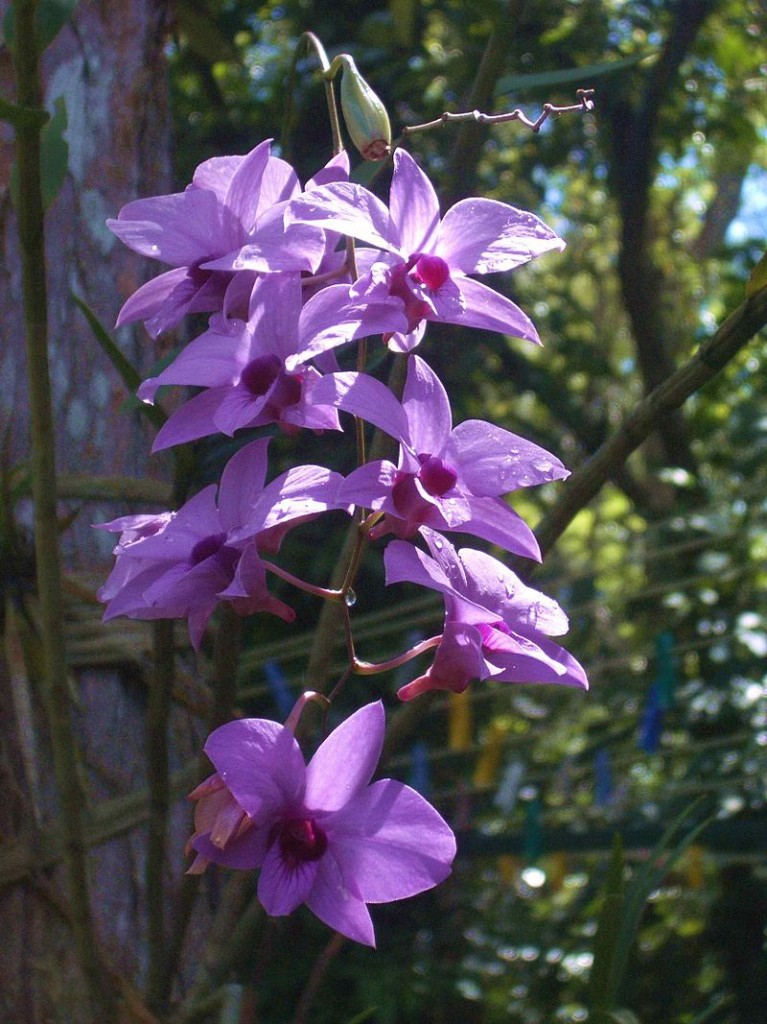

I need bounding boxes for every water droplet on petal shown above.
[150,243,160,254]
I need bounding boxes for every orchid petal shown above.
[293,286,408,368]
[287,181,397,253]
[247,273,301,359]
[328,779,456,900]
[337,461,399,511]
[306,853,375,946]
[446,421,568,494]
[191,825,270,870]
[398,621,488,700]
[305,702,385,812]
[115,268,196,328]
[257,154,301,214]
[484,627,589,689]
[192,154,242,199]
[389,149,440,254]
[151,389,228,451]
[451,277,541,342]
[231,465,345,542]
[136,326,244,403]
[458,548,569,635]
[439,199,564,274]
[450,497,541,561]
[402,355,452,455]
[223,139,271,241]
[107,189,223,265]
[204,718,305,818]
[204,219,326,274]
[258,843,320,915]
[212,387,265,436]
[310,371,410,442]
[384,538,456,597]
[305,150,350,190]
[218,438,271,533]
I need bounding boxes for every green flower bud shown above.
[336,55,391,161]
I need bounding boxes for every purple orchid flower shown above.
[137,274,345,451]
[284,147,564,361]
[311,354,567,558]
[384,527,588,701]
[96,438,346,648]
[187,700,456,946]
[108,142,344,338]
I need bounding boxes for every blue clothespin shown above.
[265,660,293,719]
[639,682,664,753]
[408,740,431,797]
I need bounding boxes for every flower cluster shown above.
[99,132,586,943]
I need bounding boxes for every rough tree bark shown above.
[0,2,205,1020]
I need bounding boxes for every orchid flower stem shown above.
[172,890,264,1024]
[401,90,595,137]
[283,33,344,159]
[300,262,350,290]
[264,561,343,602]
[285,690,331,733]
[353,635,443,676]
[301,32,344,156]
[326,666,353,705]
[12,1,114,1017]
[291,931,347,1024]
[157,607,243,1007]
[145,619,174,1011]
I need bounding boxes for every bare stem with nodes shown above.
[401,88,595,137]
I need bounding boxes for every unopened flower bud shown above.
[336,54,391,161]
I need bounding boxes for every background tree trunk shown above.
[0,3,200,1019]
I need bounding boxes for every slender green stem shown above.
[12,0,114,1017]
[145,620,175,1011]
[284,32,344,157]
[157,606,244,1006]
[291,931,346,1024]
[353,634,442,676]
[172,891,264,1024]
[265,560,343,602]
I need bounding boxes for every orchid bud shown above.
[335,54,391,161]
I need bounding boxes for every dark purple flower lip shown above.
[190,532,229,565]
[241,354,283,396]
[417,454,458,496]
[411,253,450,291]
[278,817,328,867]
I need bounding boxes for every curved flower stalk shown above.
[96,438,347,648]
[285,147,564,362]
[187,701,456,946]
[384,527,588,700]
[108,142,347,337]
[312,354,567,557]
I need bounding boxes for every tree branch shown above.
[605,0,716,471]
[531,286,767,561]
